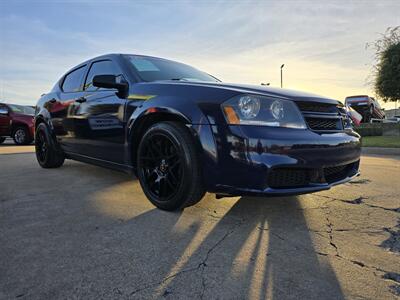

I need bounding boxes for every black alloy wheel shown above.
[35,123,65,168]
[35,128,49,164]
[137,122,205,211]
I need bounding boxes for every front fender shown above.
[35,109,52,129]
[127,96,211,140]
[125,96,213,169]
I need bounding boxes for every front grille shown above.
[296,102,339,114]
[305,117,343,131]
[323,162,356,183]
[296,101,344,132]
[268,168,310,188]
[267,161,359,189]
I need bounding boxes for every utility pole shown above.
[280,64,285,88]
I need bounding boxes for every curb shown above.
[362,147,400,156]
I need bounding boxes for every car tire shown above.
[12,126,33,145]
[0,137,5,144]
[137,121,206,211]
[369,105,374,118]
[35,123,65,168]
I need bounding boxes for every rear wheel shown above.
[13,126,33,145]
[137,122,206,211]
[35,123,65,168]
[0,137,5,144]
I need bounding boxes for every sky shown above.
[0,0,399,109]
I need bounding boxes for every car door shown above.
[0,104,11,136]
[72,59,127,164]
[48,65,88,154]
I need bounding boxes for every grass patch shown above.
[362,136,400,148]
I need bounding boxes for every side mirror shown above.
[0,108,9,115]
[92,75,128,96]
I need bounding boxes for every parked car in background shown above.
[384,116,400,123]
[34,54,361,211]
[345,95,385,122]
[0,103,35,145]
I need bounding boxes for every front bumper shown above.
[29,123,35,139]
[194,124,361,196]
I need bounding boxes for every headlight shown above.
[342,106,354,129]
[222,94,306,129]
[238,95,260,119]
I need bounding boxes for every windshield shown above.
[8,104,35,115]
[126,55,219,83]
[345,96,368,102]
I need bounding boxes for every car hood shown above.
[14,112,34,118]
[162,81,341,105]
[13,113,35,123]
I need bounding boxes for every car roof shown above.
[63,53,173,76]
[345,95,369,98]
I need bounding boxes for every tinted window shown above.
[8,104,35,115]
[62,66,86,92]
[84,60,120,91]
[126,55,219,83]
[0,104,9,113]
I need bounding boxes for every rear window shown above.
[62,66,86,92]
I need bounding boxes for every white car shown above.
[384,116,400,123]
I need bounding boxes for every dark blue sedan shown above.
[34,54,361,210]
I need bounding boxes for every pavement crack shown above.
[197,220,244,299]
[129,220,244,297]
[348,179,371,185]
[325,210,340,257]
[383,272,400,297]
[380,220,400,254]
[383,272,400,284]
[317,194,400,213]
[129,265,200,296]
[365,204,400,213]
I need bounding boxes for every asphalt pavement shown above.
[1,142,399,299]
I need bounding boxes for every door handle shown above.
[75,97,87,103]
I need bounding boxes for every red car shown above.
[0,103,35,145]
[345,95,385,122]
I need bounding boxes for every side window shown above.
[0,104,9,114]
[84,60,120,91]
[62,66,86,92]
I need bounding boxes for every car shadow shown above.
[158,196,345,299]
[59,162,344,299]
[1,159,345,299]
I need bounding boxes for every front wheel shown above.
[0,137,5,144]
[35,123,65,168]
[137,122,206,211]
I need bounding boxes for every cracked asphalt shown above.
[1,142,399,299]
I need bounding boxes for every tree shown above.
[367,26,400,103]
